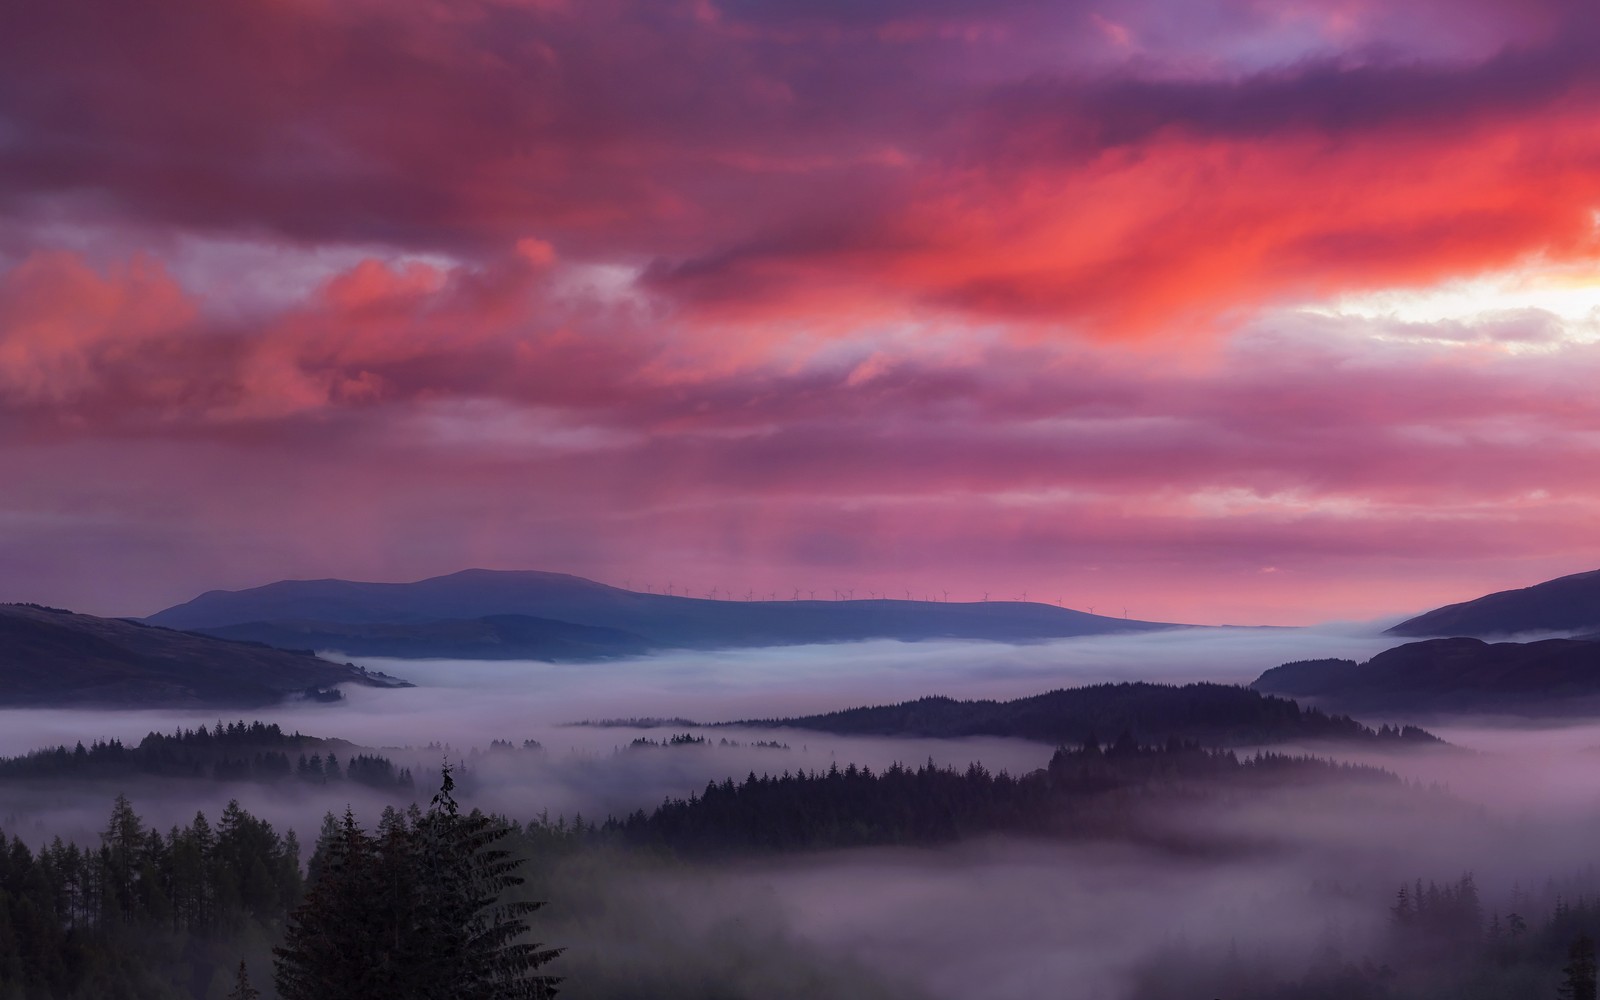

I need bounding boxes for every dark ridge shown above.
[0,603,412,707]
[1254,636,1600,715]
[721,681,1443,748]
[1387,568,1600,638]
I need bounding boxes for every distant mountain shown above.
[1387,568,1600,638]
[1252,636,1600,715]
[0,603,411,707]
[197,614,654,661]
[724,682,1441,748]
[147,569,1184,656]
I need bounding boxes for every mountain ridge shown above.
[1252,635,1600,715]
[1387,568,1600,638]
[719,681,1443,748]
[147,568,1187,656]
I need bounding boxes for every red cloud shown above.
[4,0,1599,338]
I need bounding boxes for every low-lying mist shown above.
[0,626,1399,843]
[0,625,1397,754]
[8,626,1600,999]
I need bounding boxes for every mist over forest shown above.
[9,618,1600,999]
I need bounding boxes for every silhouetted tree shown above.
[273,766,561,999]
[226,960,261,1000]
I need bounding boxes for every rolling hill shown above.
[720,681,1441,748]
[1387,568,1600,638]
[0,603,411,707]
[1252,636,1600,715]
[147,568,1184,657]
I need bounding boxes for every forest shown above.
[596,737,1403,854]
[0,770,557,999]
[0,725,1597,999]
[0,722,416,790]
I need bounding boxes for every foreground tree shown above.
[273,766,561,1000]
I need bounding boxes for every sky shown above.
[3,0,1600,624]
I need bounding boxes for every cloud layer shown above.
[3,0,1600,620]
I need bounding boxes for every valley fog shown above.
[0,625,1399,757]
[7,626,1600,852]
[0,626,1401,840]
[7,627,1600,999]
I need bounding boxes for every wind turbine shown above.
[666,582,675,596]
[793,588,800,600]
[982,591,989,602]
[847,589,855,600]
[1087,606,1095,615]
[942,590,950,602]
[707,587,717,599]
[1123,607,1130,619]
[808,590,816,600]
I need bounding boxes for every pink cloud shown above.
[3,244,1600,622]
[3,0,1598,337]
[5,0,1600,621]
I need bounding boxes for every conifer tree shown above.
[411,764,563,999]
[273,809,383,1000]
[226,961,261,1000]
[273,767,561,999]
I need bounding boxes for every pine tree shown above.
[411,764,563,999]
[99,794,144,923]
[226,961,260,1000]
[273,768,561,999]
[273,809,384,1000]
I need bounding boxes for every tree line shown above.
[578,737,1403,855]
[0,722,415,790]
[0,770,557,999]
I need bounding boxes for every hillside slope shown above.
[1387,569,1600,638]
[0,604,410,707]
[725,681,1440,748]
[1253,636,1600,714]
